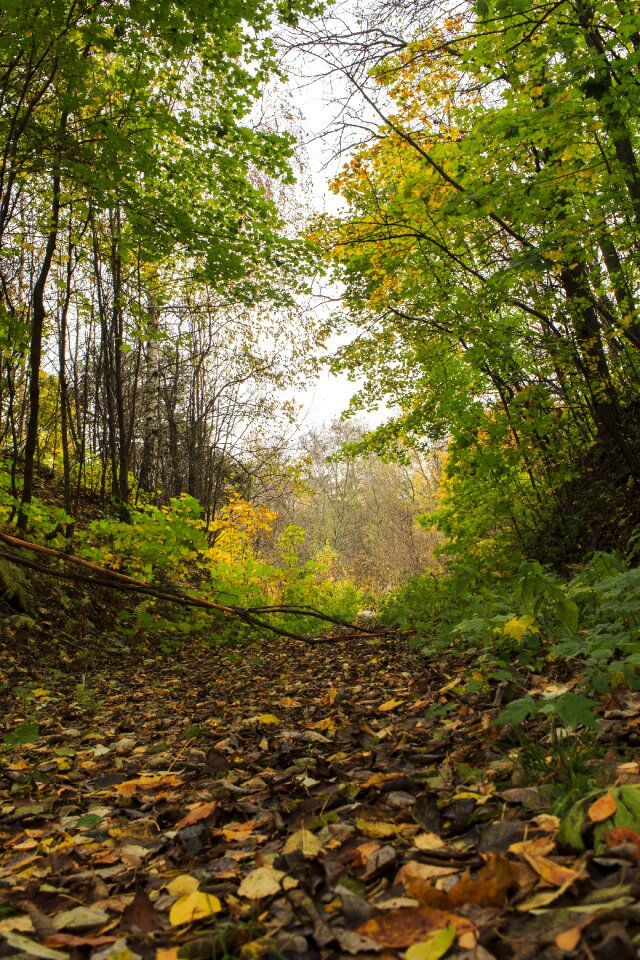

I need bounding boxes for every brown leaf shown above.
[44,934,116,949]
[357,906,475,948]
[397,855,535,910]
[175,802,217,830]
[121,889,161,935]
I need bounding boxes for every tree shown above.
[307,0,640,564]
[270,420,443,588]
[0,0,322,523]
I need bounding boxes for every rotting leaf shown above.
[357,906,475,949]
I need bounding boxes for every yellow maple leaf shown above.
[503,616,538,641]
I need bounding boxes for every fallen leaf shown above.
[356,819,401,839]
[413,833,445,852]
[1,932,68,960]
[603,826,640,855]
[555,926,581,951]
[588,792,617,823]
[52,907,110,931]
[114,774,182,796]
[405,924,456,960]
[166,875,200,897]
[399,854,534,909]
[357,907,474,949]
[169,892,221,926]
[222,821,257,842]
[121,889,160,935]
[379,699,405,712]
[238,866,287,899]
[283,828,324,857]
[520,852,582,887]
[175,802,217,830]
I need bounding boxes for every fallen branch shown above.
[0,531,391,644]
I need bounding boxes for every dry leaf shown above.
[283,828,324,857]
[588,792,617,823]
[379,699,405,712]
[399,854,534,910]
[169,892,221,926]
[356,819,400,839]
[114,774,182,797]
[519,850,582,887]
[166,875,199,897]
[237,866,286,899]
[413,833,445,852]
[175,802,217,830]
[556,925,584,951]
[222,821,257,842]
[358,906,474,949]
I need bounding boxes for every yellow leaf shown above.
[413,833,445,852]
[405,924,456,960]
[356,819,399,839]
[256,714,280,725]
[379,699,405,712]
[283,829,324,858]
[169,891,221,926]
[166,875,199,897]
[503,616,538,641]
[238,866,288,899]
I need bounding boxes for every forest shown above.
[1,1,640,958]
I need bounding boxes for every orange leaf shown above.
[556,927,581,951]
[222,820,257,841]
[588,792,617,822]
[520,853,581,887]
[175,801,217,830]
[357,907,475,948]
[114,774,182,796]
[603,826,640,855]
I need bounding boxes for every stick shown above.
[0,532,390,645]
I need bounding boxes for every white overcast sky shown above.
[281,62,386,429]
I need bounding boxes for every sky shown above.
[280,53,383,429]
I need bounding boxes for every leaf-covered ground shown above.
[2,631,640,960]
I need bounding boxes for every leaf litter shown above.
[2,635,640,960]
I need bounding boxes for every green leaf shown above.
[541,692,598,729]
[405,925,456,960]
[496,696,537,725]
[4,722,40,746]
[555,598,579,634]
[74,813,104,829]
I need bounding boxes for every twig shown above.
[0,531,393,645]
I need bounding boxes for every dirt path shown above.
[1,635,638,959]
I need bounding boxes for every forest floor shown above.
[2,622,640,960]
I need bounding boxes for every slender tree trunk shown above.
[138,292,161,493]
[18,113,66,528]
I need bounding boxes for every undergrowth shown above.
[0,461,365,645]
[380,548,640,740]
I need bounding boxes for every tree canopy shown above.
[318,0,640,565]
